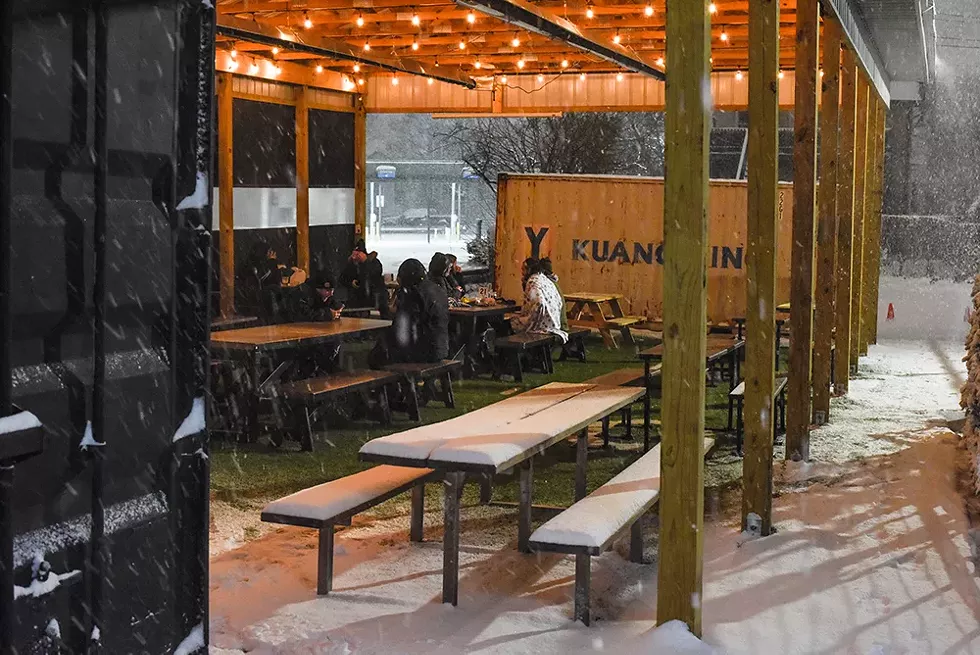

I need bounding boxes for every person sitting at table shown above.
[511,257,568,344]
[445,253,464,299]
[383,258,450,364]
[540,257,583,362]
[337,240,369,306]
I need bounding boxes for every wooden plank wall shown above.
[494,175,794,324]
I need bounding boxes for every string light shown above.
[467,10,476,24]
[645,3,654,16]
[778,70,785,79]
[315,64,323,73]
[271,46,279,55]
[537,73,545,82]
[720,30,728,42]
[412,40,420,50]
[363,41,371,51]
[579,72,586,81]
[735,69,743,81]
[474,60,482,69]
[273,65,282,76]
[517,58,525,69]
[392,76,399,85]
[353,63,361,73]
[304,13,313,29]
[511,34,521,48]
[458,39,466,50]
[656,56,665,66]
[820,69,825,77]
[411,13,420,26]
[586,3,594,18]
[356,13,365,27]
[500,75,508,84]
[230,47,237,58]
[561,59,569,68]
[248,62,259,74]
[613,30,622,44]
[708,3,717,14]
[427,78,435,85]
[229,59,239,71]
[616,72,624,82]
[358,78,365,85]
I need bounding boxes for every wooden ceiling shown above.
[216,0,802,86]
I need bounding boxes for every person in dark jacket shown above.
[389,258,450,363]
[445,253,464,300]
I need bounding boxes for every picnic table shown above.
[638,334,745,431]
[211,319,391,441]
[359,382,644,605]
[730,316,788,368]
[449,303,518,377]
[211,314,259,332]
[565,292,644,348]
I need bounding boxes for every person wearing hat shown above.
[385,258,450,364]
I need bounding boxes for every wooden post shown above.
[741,0,780,538]
[656,0,710,636]
[295,85,310,273]
[217,72,235,319]
[860,99,879,355]
[354,94,367,240]
[834,52,858,395]
[812,20,841,425]
[869,102,887,345]
[850,78,870,369]
[786,0,819,462]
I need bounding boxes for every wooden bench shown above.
[569,316,644,348]
[273,370,400,451]
[493,333,555,382]
[556,326,591,363]
[730,376,788,455]
[528,437,715,625]
[261,465,436,595]
[383,359,463,421]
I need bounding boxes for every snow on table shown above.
[263,465,432,523]
[359,382,594,462]
[531,437,713,549]
[0,410,41,434]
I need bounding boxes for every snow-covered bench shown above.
[528,437,715,625]
[729,377,788,455]
[261,465,436,595]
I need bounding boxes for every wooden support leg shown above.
[317,524,334,595]
[513,353,524,383]
[479,473,492,504]
[601,417,610,448]
[443,372,456,409]
[630,520,644,564]
[442,471,464,605]
[378,386,392,426]
[406,379,421,422]
[574,554,591,626]
[410,483,425,543]
[624,405,633,439]
[518,459,533,553]
[301,406,315,452]
[576,427,588,501]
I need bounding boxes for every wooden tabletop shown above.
[565,292,624,303]
[210,319,391,351]
[638,335,744,361]
[359,382,643,474]
[449,304,516,317]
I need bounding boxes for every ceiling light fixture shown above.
[356,13,365,27]
[735,69,743,81]
[412,13,421,25]
[315,64,323,73]
[720,30,729,42]
[271,46,279,55]
[412,40,420,50]
[586,3,594,18]
[517,58,525,69]
[645,4,654,16]
[467,10,476,24]
[304,13,313,29]
[561,59,569,68]
[511,34,521,48]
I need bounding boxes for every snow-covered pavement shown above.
[209,338,977,654]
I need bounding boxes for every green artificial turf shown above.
[210,335,741,508]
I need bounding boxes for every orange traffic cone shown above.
[886,303,895,321]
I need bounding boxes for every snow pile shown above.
[14,567,80,600]
[174,622,204,655]
[960,275,980,491]
[635,620,718,654]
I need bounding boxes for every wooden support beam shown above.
[354,95,367,240]
[741,0,780,538]
[869,101,887,345]
[812,19,841,425]
[296,85,310,273]
[656,0,709,636]
[859,98,879,356]
[850,77,870,370]
[217,72,235,319]
[785,0,819,462]
[833,51,858,396]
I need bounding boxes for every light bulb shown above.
[656,56,664,66]
[273,65,281,76]
[249,63,259,74]
[230,48,237,58]
[500,75,508,84]
[720,30,728,42]
[579,72,586,81]
[427,78,434,85]
[356,14,365,27]
[392,76,399,85]
[412,40,419,50]
[517,58,525,69]
[229,60,239,71]
[778,70,785,79]
[735,70,743,81]
[315,64,323,73]
[616,72,624,82]
[613,32,621,44]
[820,69,825,77]
[358,78,365,85]
[467,11,476,24]
[271,46,279,55]
[412,13,420,26]
[586,4,594,18]
[459,40,466,50]
[353,63,361,72]
[561,59,569,68]
[708,3,717,14]
[537,73,544,82]
[474,61,482,69]
[645,4,654,16]
[511,35,520,48]
[363,42,371,51]
[304,15,313,29]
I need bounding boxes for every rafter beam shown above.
[455,0,665,79]
[217,14,476,87]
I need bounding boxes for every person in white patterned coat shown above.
[510,257,569,344]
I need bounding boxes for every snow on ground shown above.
[210,338,977,654]
[367,232,472,275]
[877,275,974,342]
